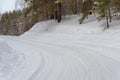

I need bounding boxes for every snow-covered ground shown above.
[0,15,120,80]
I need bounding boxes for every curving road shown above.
[16,32,120,80]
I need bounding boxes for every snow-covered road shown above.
[19,33,120,80]
[0,15,120,80]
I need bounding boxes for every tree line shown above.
[0,0,120,35]
[0,10,34,35]
[25,0,120,28]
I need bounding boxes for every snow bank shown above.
[0,38,25,80]
[22,20,58,37]
[21,15,105,38]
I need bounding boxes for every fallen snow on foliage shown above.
[1,15,120,80]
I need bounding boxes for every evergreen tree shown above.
[93,0,116,28]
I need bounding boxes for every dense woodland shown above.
[0,0,120,35]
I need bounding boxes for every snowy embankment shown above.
[0,15,120,80]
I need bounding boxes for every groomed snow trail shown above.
[19,33,120,80]
[1,15,120,80]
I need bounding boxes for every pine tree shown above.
[93,0,112,28]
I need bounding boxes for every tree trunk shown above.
[46,11,48,20]
[55,10,58,20]
[108,8,112,22]
[105,10,109,28]
[57,2,62,23]
[74,0,77,14]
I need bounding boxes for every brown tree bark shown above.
[105,10,109,28]
[57,2,62,23]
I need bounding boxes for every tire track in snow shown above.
[18,36,120,80]
[28,52,45,80]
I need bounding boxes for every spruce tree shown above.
[93,0,112,28]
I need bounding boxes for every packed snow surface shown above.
[0,15,120,80]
